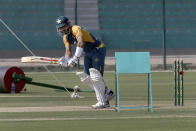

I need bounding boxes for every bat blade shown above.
[21,56,59,64]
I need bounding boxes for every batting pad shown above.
[76,72,93,89]
[89,68,106,105]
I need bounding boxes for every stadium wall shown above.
[1,0,196,58]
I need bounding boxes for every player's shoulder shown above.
[71,25,82,31]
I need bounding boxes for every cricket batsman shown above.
[56,16,115,109]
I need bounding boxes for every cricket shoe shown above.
[105,89,115,100]
[91,102,110,109]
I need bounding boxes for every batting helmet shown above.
[56,16,70,29]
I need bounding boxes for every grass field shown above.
[0,71,196,131]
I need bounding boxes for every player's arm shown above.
[68,27,84,67]
[58,39,71,66]
[76,35,84,48]
[65,42,72,57]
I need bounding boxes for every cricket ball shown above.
[179,70,184,75]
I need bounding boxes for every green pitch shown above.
[0,71,196,131]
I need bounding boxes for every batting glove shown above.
[68,56,79,67]
[58,56,70,66]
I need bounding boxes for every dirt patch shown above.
[0,101,196,113]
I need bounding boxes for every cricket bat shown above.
[21,56,59,64]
